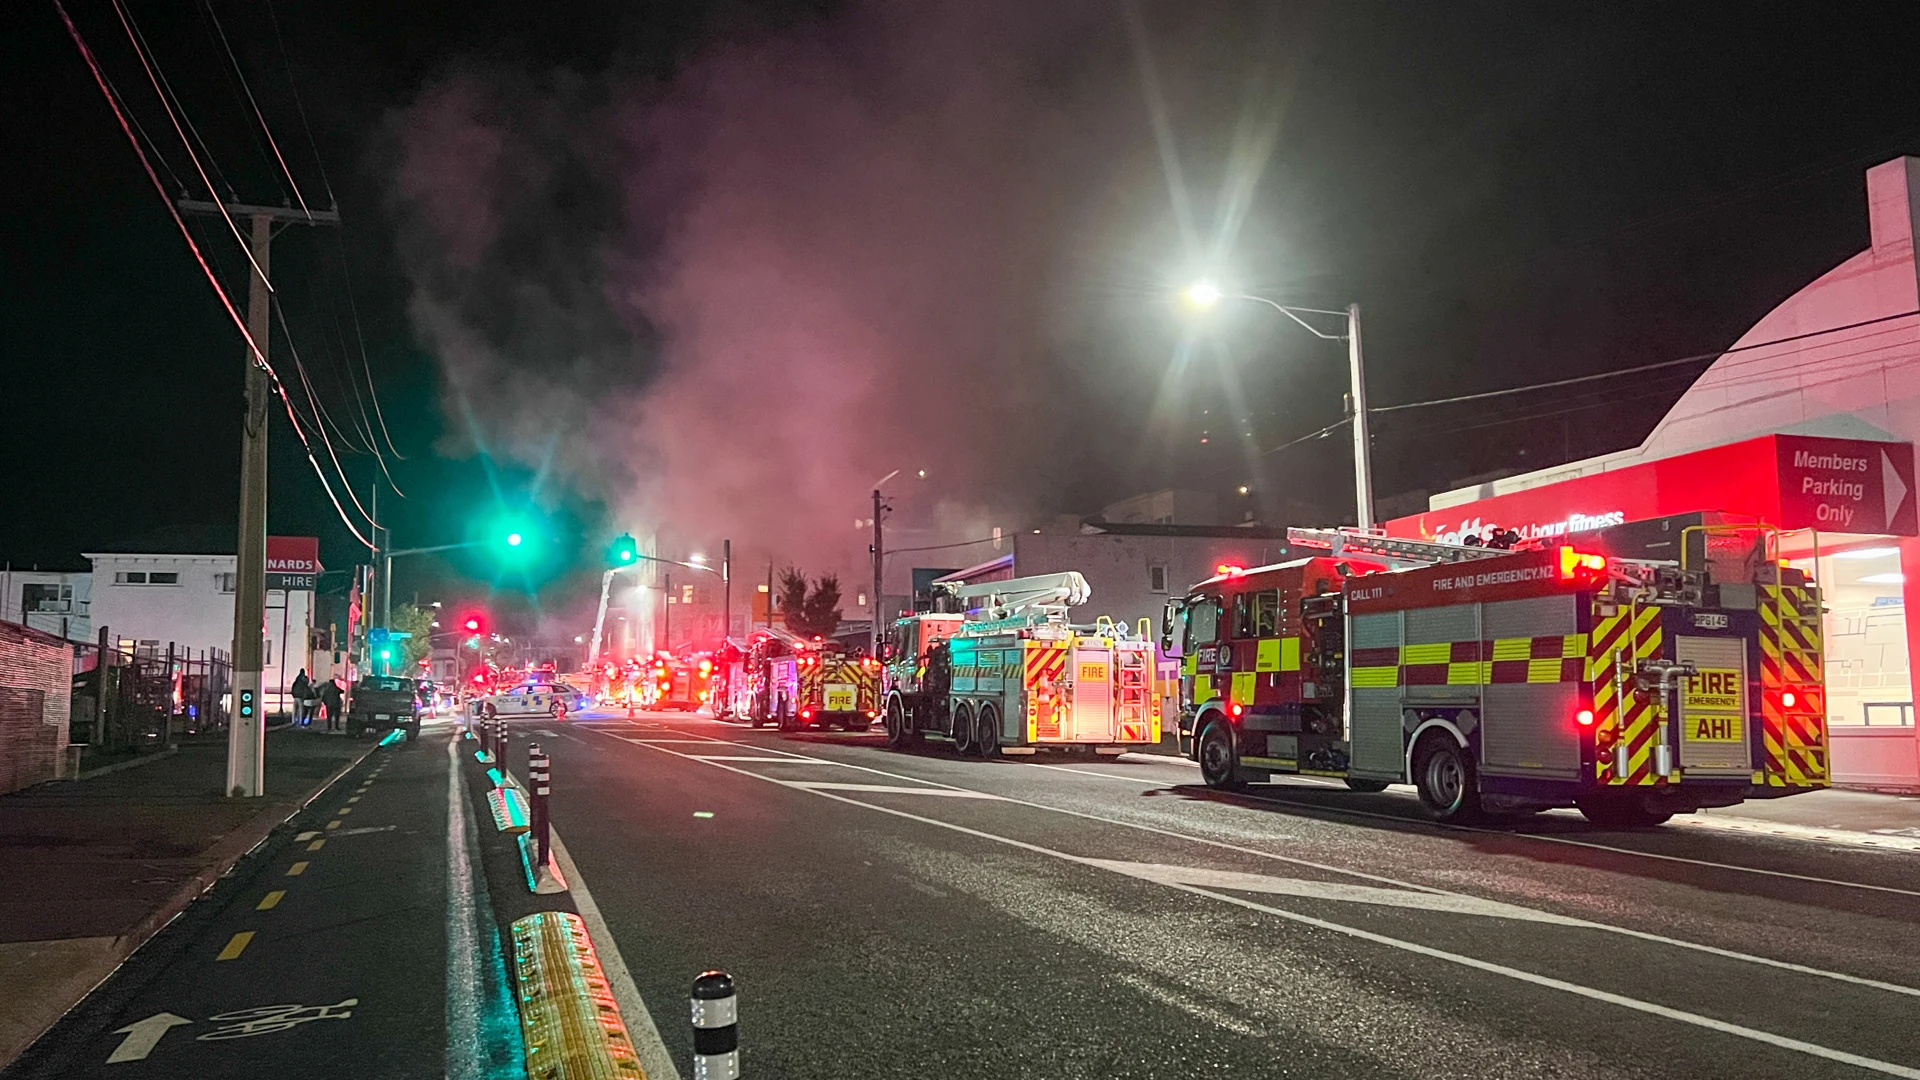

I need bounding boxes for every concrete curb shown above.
[72,746,179,781]
[0,739,379,1068]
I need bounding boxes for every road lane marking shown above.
[106,1012,191,1062]
[779,781,1004,799]
[286,861,308,876]
[444,730,526,1077]
[663,747,1920,1077]
[614,737,726,744]
[627,737,1920,1001]
[306,839,324,851]
[690,755,851,764]
[337,807,352,815]
[256,890,286,911]
[1086,861,1584,921]
[215,932,255,961]
[295,831,319,841]
[325,820,342,830]
[348,795,361,803]
[197,999,357,1040]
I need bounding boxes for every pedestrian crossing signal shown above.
[238,687,256,719]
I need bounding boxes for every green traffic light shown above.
[610,532,639,567]
[506,532,523,547]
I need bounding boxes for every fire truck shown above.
[710,638,752,720]
[1167,526,1827,826]
[639,651,711,711]
[745,629,882,731]
[883,572,1160,757]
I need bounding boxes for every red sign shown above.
[1347,547,1580,613]
[266,536,323,574]
[1386,434,1916,541]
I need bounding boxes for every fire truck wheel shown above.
[974,706,999,758]
[884,699,907,747]
[952,703,977,756]
[1575,796,1674,828]
[1343,778,1389,793]
[1197,719,1244,790]
[777,702,798,732]
[1413,735,1481,821]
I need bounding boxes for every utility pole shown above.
[663,570,672,653]
[178,200,339,798]
[1346,302,1375,531]
[721,539,732,641]
[870,488,885,660]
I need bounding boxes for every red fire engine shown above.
[1168,526,1827,826]
[745,629,881,731]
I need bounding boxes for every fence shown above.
[0,621,73,794]
[69,627,230,753]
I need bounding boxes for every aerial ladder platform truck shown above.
[1167,526,1827,826]
[882,572,1160,757]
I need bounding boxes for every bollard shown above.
[690,971,738,1080]
[528,742,551,868]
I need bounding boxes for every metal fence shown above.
[69,628,230,752]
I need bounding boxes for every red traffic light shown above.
[460,612,486,633]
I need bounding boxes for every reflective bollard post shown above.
[691,970,738,1079]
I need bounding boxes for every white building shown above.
[85,553,314,716]
[0,567,92,643]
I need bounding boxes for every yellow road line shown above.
[326,820,342,830]
[256,890,286,911]
[348,795,361,803]
[338,807,352,815]
[307,839,325,851]
[286,861,308,876]
[216,931,255,961]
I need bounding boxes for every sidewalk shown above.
[0,729,368,1066]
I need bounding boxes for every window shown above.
[681,585,694,604]
[1254,590,1280,637]
[215,573,237,593]
[1184,597,1220,651]
[22,583,70,612]
[148,572,179,585]
[115,571,148,585]
[1231,592,1254,639]
[1149,566,1168,593]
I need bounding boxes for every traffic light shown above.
[460,612,487,634]
[611,532,638,566]
[237,686,256,721]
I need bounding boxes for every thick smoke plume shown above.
[384,1,1160,579]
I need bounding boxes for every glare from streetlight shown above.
[1184,280,1223,309]
[689,553,707,564]
[916,469,927,479]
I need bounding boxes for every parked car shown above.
[348,674,420,740]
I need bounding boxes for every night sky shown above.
[5,1,1920,634]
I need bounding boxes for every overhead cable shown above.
[201,0,309,217]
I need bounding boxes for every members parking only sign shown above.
[265,536,322,592]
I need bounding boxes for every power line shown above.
[109,0,271,294]
[264,0,335,208]
[201,0,309,217]
[332,232,409,469]
[884,536,1002,556]
[1372,310,1920,414]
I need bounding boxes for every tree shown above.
[778,567,844,640]
[387,603,436,672]
[803,574,843,640]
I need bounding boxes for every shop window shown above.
[1793,545,1913,727]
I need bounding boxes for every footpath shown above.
[0,729,368,1066]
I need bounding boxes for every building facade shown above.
[1387,157,1920,790]
[0,568,92,643]
[85,553,314,716]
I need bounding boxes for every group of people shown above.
[287,670,346,731]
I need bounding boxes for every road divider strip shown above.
[511,911,648,1080]
[490,785,532,834]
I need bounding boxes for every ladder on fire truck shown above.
[933,572,1091,621]
[1285,526,1513,567]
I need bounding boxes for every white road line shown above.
[628,740,1920,1077]
[779,782,1005,799]
[443,734,494,1079]
[690,755,846,764]
[620,736,1920,999]
[615,737,727,745]
[1230,789,1920,899]
[547,828,681,1080]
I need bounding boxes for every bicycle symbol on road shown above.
[195,999,358,1040]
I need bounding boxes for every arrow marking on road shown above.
[107,1012,191,1063]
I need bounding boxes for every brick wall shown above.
[0,621,73,794]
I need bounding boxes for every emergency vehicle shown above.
[745,629,882,731]
[1168,526,1827,826]
[883,572,1160,757]
[638,652,710,711]
[709,638,752,720]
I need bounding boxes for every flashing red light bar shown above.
[1215,564,1246,577]
[1782,690,1797,708]
[1229,702,1244,717]
[1557,547,1607,581]
[1575,708,1594,727]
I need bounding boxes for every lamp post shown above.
[1183,282,1376,530]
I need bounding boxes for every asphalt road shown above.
[12,709,1917,1079]
[2,721,523,1080]
[534,708,1920,1080]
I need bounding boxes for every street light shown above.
[1182,281,1376,529]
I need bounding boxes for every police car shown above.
[472,680,582,719]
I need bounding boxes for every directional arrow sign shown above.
[107,1012,192,1063]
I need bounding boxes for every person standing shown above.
[318,677,345,732]
[290,669,315,726]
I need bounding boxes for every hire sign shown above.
[266,536,322,592]
[1385,434,1917,544]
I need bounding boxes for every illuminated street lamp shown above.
[1183,281,1376,529]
